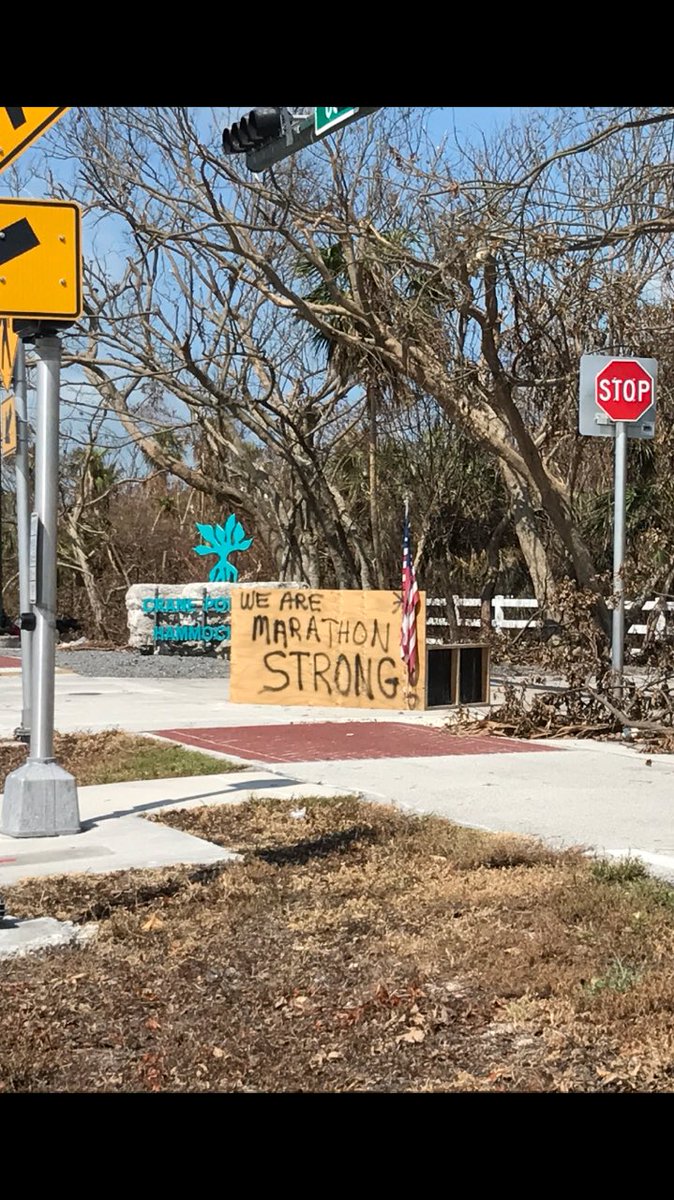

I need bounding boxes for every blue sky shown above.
[428,107,535,140]
[3,107,545,458]
[8,106,537,204]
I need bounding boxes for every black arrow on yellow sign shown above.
[0,394,16,455]
[0,217,39,267]
[0,318,17,390]
[0,108,69,175]
[5,108,26,130]
[1,320,11,366]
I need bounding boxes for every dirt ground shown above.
[2,795,674,1092]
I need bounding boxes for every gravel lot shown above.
[55,648,230,679]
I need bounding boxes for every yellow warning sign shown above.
[1,394,16,456]
[0,197,82,320]
[0,317,17,389]
[0,107,69,174]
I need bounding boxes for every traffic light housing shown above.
[222,108,284,155]
[222,107,380,173]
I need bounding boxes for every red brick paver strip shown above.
[156,721,559,764]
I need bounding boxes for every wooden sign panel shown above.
[230,588,426,710]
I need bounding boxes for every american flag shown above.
[400,511,420,679]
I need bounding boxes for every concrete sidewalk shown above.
[0,673,453,739]
[0,671,455,887]
[3,667,674,886]
[0,770,347,885]
[253,736,674,879]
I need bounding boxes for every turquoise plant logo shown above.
[193,515,253,583]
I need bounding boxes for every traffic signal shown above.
[222,107,380,173]
[222,108,284,155]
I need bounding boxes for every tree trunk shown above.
[391,336,611,634]
[501,464,558,615]
[300,525,321,587]
[480,513,510,635]
[65,521,107,638]
[368,382,383,587]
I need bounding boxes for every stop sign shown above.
[595,358,654,423]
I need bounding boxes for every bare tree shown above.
[36,105,674,634]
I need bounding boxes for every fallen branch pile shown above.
[452,674,674,752]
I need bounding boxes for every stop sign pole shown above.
[579,355,657,695]
[612,419,628,686]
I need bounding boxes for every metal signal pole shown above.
[0,432,10,632]
[13,339,32,740]
[1,333,79,836]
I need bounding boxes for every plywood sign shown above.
[230,588,426,710]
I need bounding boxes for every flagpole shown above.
[401,496,419,699]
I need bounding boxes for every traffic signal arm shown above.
[222,108,380,173]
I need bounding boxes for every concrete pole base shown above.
[1,760,80,838]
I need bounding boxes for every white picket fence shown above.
[427,595,674,643]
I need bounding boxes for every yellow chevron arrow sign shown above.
[0,317,17,389]
[0,107,69,173]
[0,197,82,320]
[1,393,16,456]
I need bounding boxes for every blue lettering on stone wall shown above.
[153,624,230,643]
[143,594,231,616]
[203,595,231,613]
[144,592,231,647]
[143,597,196,615]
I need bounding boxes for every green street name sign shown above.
[314,107,359,135]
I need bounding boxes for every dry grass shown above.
[0,730,240,788]
[3,795,674,1091]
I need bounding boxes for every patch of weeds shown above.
[157,795,380,855]
[501,995,543,1023]
[0,730,243,788]
[7,795,674,1093]
[587,957,641,995]
[478,840,565,871]
[254,824,379,866]
[636,878,674,911]
[591,857,649,884]
[84,737,241,785]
